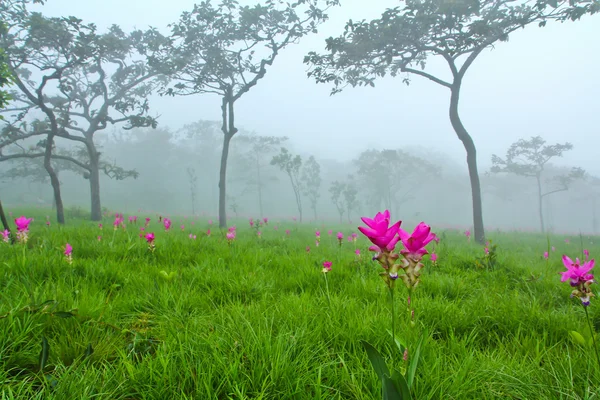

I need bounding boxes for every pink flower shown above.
[145,232,155,244]
[98,223,103,230]
[322,260,332,273]
[431,252,438,263]
[15,216,32,232]
[1,229,9,243]
[561,255,594,286]
[484,247,489,254]
[145,217,150,226]
[552,246,556,252]
[285,229,290,235]
[208,220,213,225]
[97,236,102,241]
[263,217,268,224]
[565,238,570,244]
[64,243,73,256]
[584,249,590,261]
[128,216,134,223]
[257,231,262,238]
[464,229,471,239]
[315,230,321,238]
[226,231,236,242]
[358,210,402,252]
[45,221,50,227]
[249,218,254,227]
[306,246,311,253]
[543,251,549,259]
[207,229,211,236]
[398,222,435,261]
[355,248,361,257]
[164,218,171,231]
[328,230,332,236]
[180,224,185,231]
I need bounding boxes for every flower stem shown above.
[389,286,396,365]
[584,305,600,372]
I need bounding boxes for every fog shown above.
[1,0,598,234]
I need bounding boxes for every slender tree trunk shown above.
[313,203,317,221]
[256,153,264,217]
[87,141,102,221]
[536,174,545,233]
[0,197,10,232]
[219,95,237,229]
[449,82,485,244]
[44,135,65,224]
[593,197,598,235]
[218,133,232,228]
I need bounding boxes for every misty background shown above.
[0,0,598,233]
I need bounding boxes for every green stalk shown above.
[389,285,396,365]
[324,273,332,310]
[584,305,600,372]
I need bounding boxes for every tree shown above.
[329,180,346,223]
[303,0,595,244]
[186,166,198,215]
[0,0,98,223]
[343,176,359,223]
[1,7,168,221]
[300,155,321,221]
[0,20,13,233]
[491,136,584,233]
[164,0,339,228]
[271,147,303,222]
[234,134,288,217]
[355,149,440,216]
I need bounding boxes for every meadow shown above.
[1,208,599,399]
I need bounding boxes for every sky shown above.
[33,0,600,176]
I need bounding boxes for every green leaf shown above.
[39,336,49,372]
[52,311,76,318]
[387,329,406,353]
[383,370,411,400]
[84,343,94,359]
[570,330,586,347]
[361,340,390,381]
[407,329,427,388]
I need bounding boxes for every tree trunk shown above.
[256,153,264,217]
[87,141,102,221]
[449,83,485,244]
[313,203,317,221]
[536,174,545,233]
[0,197,10,232]
[218,133,232,228]
[44,135,65,224]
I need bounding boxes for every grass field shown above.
[1,208,599,399]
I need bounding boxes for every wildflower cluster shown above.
[561,255,595,306]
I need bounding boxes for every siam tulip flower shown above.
[208,219,213,225]
[113,216,123,230]
[398,222,436,262]
[484,247,489,255]
[97,236,102,241]
[145,217,150,226]
[98,223,103,230]
[336,232,344,246]
[249,218,254,227]
[565,238,571,244]
[226,231,236,243]
[206,229,211,236]
[306,246,311,253]
[351,232,358,242]
[164,218,172,231]
[432,233,440,244]
[315,240,319,247]
[145,232,156,252]
[543,251,549,259]
[315,230,321,240]
[431,252,438,264]
[46,220,51,227]
[2,229,10,243]
[274,225,278,231]
[552,246,556,252]
[285,229,290,236]
[64,243,73,264]
[180,224,185,231]
[263,217,268,224]
[257,231,262,238]
[584,249,590,261]
[357,210,401,252]
[189,233,197,240]
[322,260,332,273]
[347,235,352,242]
[464,229,471,241]
[14,216,32,243]
[292,217,297,222]
[128,216,135,223]
[355,248,361,258]
[328,229,332,236]
[561,255,595,306]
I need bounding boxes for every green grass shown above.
[1,208,599,399]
